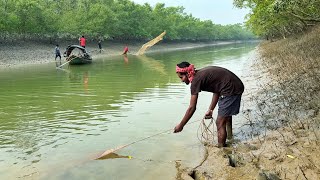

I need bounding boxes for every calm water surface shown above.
[0,42,258,180]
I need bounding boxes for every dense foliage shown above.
[233,0,320,39]
[0,0,255,41]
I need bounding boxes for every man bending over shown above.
[174,61,244,147]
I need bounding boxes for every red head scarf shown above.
[176,64,195,82]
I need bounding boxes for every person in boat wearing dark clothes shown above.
[173,61,244,147]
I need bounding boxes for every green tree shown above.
[234,0,320,38]
[0,0,255,41]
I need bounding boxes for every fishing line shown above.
[96,119,202,159]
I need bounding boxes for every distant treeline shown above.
[0,0,256,42]
[234,0,320,39]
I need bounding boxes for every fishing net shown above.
[197,117,216,146]
[136,31,166,55]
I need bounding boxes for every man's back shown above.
[191,66,244,96]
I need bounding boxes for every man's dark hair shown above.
[177,61,190,68]
[176,61,190,75]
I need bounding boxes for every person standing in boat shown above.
[79,35,86,48]
[173,61,244,148]
[55,44,61,66]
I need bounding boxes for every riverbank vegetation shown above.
[242,25,320,138]
[232,0,320,143]
[0,0,255,42]
[234,0,320,39]
[231,24,320,180]
[176,2,320,178]
[180,25,320,180]
[232,3,320,178]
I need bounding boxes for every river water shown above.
[0,42,258,180]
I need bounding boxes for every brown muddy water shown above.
[0,42,259,179]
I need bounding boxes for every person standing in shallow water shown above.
[98,39,102,53]
[122,44,129,55]
[55,44,61,66]
[174,61,244,147]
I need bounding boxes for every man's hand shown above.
[205,109,213,119]
[174,124,184,133]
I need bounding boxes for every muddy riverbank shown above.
[177,54,320,180]
[177,26,320,179]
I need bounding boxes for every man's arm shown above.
[174,94,198,133]
[205,93,219,118]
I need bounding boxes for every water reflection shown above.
[123,54,129,64]
[83,71,89,93]
[0,42,259,180]
[136,55,167,75]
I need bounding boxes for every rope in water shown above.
[192,117,216,169]
[197,117,216,145]
[103,117,214,155]
[96,119,204,159]
[121,119,203,148]
[119,117,216,153]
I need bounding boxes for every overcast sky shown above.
[131,0,250,25]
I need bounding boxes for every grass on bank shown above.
[253,25,320,133]
[229,25,320,180]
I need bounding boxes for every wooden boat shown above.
[63,45,92,65]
